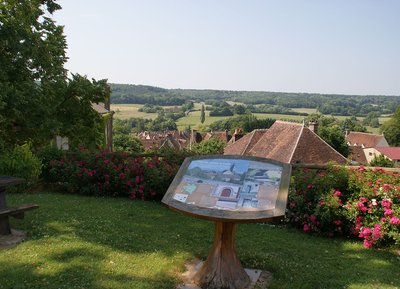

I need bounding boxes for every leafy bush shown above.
[36,145,64,181]
[287,165,350,236]
[192,138,226,154]
[369,154,394,168]
[288,165,400,249]
[0,143,42,187]
[46,150,181,200]
[345,167,400,248]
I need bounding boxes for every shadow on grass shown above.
[0,261,174,289]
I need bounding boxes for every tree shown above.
[0,0,108,150]
[369,154,394,168]
[192,138,225,155]
[363,112,380,128]
[317,125,349,157]
[381,106,400,146]
[200,104,206,124]
[113,134,144,153]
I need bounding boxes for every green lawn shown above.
[1,193,399,289]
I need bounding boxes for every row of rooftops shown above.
[133,120,400,166]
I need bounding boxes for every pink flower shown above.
[389,216,400,225]
[318,200,325,206]
[381,199,392,208]
[357,202,367,213]
[359,197,367,203]
[303,223,311,233]
[384,209,393,216]
[119,172,125,180]
[333,190,343,197]
[371,199,377,206]
[307,184,313,189]
[310,215,317,225]
[363,239,373,249]
[333,220,342,226]
[372,224,382,240]
[359,227,371,238]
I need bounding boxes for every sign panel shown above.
[162,156,292,222]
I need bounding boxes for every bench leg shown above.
[0,216,11,235]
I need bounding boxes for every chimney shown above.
[308,121,318,134]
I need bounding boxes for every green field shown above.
[111,103,391,133]
[111,104,158,120]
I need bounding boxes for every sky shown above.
[54,0,400,96]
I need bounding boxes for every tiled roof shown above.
[224,129,267,155]
[203,131,231,143]
[349,146,368,165]
[91,102,111,114]
[346,132,388,148]
[224,120,347,165]
[291,127,347,165]
[375,147,400,160]
[248,122,302,163]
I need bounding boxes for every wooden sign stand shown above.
[194,221,250,289]
[162,156,291,289]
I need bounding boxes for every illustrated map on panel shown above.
[172,159,283,211]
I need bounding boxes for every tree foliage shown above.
[113,134,144,153]
[110,84,400,117]
[209,114,275,133]
[192,138,226,155]
[0,0,109,151]
[369,154,394,168]
[200,104,205,124]
[381,106,400,146]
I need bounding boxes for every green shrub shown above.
[287,165,350,236]
[288,165,400,249]
[0,143,42,188]
[36,145,64,181]
[46,150,182,200]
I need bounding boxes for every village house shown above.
[224,120,347,165]
[345,131,395,165]
[136,129,241,151]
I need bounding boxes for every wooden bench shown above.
[0,204,39,235]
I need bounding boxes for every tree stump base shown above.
[193,222,250,289]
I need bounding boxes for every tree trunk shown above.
[194,222,250,289]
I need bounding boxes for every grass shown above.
[110,104,158,120]
[1,193,399,289]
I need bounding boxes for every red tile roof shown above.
[291,127,348,165]
[375,147,400,160]
[248,122,302,163]
[224,129,267,155]
[224,121,347,165]
[349,146,368,165]
[346,132,389,148]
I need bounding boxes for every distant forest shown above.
[110,83,400,116]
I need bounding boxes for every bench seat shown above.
[0,204,39,219]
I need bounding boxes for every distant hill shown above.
[110,83,400,116]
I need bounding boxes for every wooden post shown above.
[194,221,250,289]
[0,187,11,234]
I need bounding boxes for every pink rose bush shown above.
[288,165,400,249]
[46,150,183,200]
